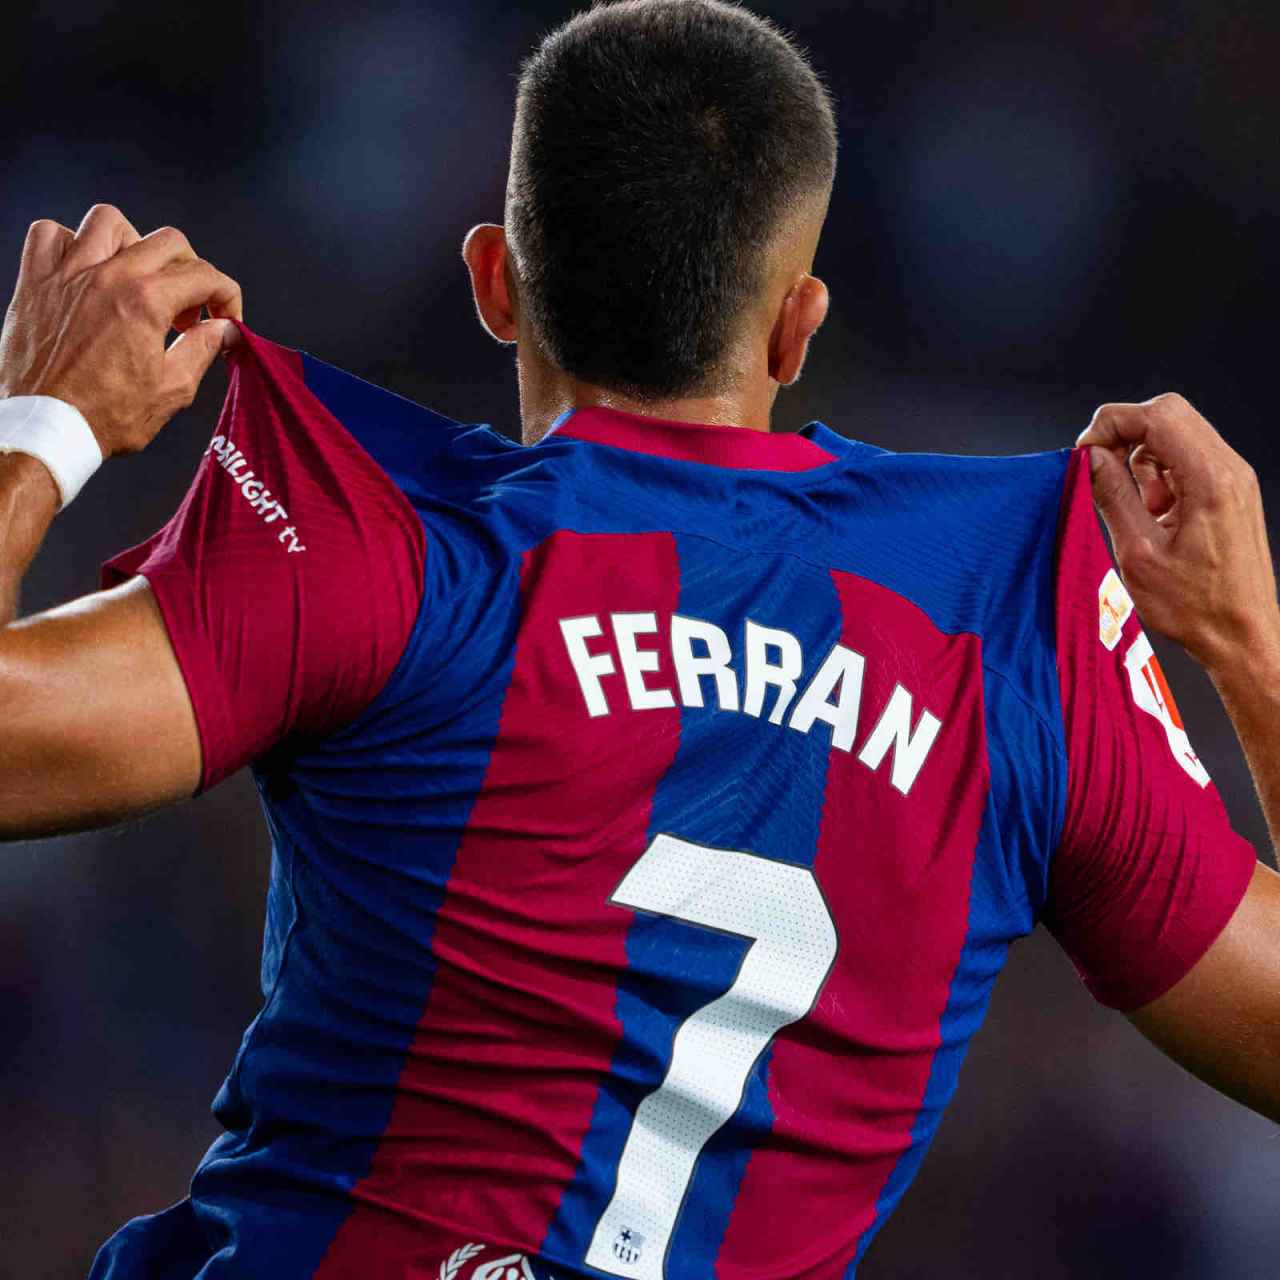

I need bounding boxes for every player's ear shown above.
[462,223,517,344]
[768,274,829,387]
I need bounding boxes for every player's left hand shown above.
[1076,392,1279,674]
[0,204,243,458]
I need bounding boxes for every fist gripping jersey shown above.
[91,325,1256,1280]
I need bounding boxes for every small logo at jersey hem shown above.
[438,1243,547,1280]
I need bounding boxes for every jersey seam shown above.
[1042,454,1084,893]
[979,660,1063,743]
[313,564,501,750]
[477,424,865,490]
[222,823,301,1113]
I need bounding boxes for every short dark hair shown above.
[506,0,838,400]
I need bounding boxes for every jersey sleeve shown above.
[1042,446,1258,1011]
[101,324,426,791]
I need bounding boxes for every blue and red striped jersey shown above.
[91,326,1256,1280]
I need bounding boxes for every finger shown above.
[1130,442,1175,519]
[171,304,202,334]
[63,204,142,273]
[148,259,244,326]
[112,224,197,274]
[1086,444,1166,563]
[1076,394,1225,505]
[206,288,243,322]
[161,318,241,406]
[19,219,74,278]
[1076,395,1212,455]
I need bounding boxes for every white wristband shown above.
[0,395,104,509]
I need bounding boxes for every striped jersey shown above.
[90,324,1256,1280]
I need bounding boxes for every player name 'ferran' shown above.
[559,612,943,796]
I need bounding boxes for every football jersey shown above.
[89,324,1257,1280]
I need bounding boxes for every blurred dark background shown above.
[2,0,1278,1276]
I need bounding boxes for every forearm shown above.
[0,452,60,626]
[1207,621,1280,862]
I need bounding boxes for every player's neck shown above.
[518,359,776,445]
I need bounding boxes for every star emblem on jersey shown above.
[613,1228,645,1265]
[1098,568,1134,651]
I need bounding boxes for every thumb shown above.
[1085,444,1160,557]
[162,318,240,397]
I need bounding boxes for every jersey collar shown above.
[546,405,837,472]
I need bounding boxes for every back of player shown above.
[91,330,1255,1280]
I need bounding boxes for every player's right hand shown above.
[1077,393,1280,675]
[0,204,243,458]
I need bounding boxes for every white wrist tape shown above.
[0,395,104,509]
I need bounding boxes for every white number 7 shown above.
[585,834,839,1280]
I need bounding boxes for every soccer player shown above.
[1,1,1277,1277]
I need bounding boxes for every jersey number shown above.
[585,834,839,1280]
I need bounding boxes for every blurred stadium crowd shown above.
[1,1,1278,1275]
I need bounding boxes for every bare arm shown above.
[0,205,240,840]
[1129,644,1280,1123]
[0,451,58,625]
[1077,394,1280,1118]
[0,579,202,837]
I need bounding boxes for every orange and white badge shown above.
[1098,568,1134,651]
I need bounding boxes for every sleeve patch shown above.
[1098,567,1132,651]
[1121,631,1210,788]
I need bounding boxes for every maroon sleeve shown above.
[1043,447,1258,1011]
[102,325,425,791]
